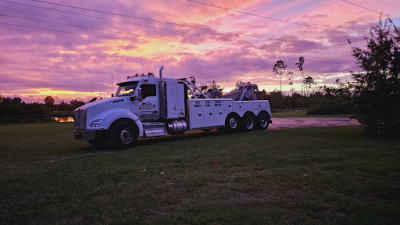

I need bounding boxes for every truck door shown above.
[132,83,160,121]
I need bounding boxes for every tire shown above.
[88,131,109,148]
[110,121,137,149]
[241,113,256,131]
[225,114,241,132]
[257,112,270,130]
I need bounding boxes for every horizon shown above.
[1,0,399,103]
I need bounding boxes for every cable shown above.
[27,0,213,32]
[0,20,349,60]
[0,1,351,56]
[0,0,191,35]
[0,0,312,47]
[0,21,238,53]
[0,10,239,44]
[341,0,400,21]
[0,13,98,31]
[187,0,345,33]
[4,0,349,49]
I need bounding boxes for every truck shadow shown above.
[80,128,253,153]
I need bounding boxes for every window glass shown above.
[116,81,138,97]
[140,84,156,99]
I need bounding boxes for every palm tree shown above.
[303,76,315,96]
[272,60,287,93]
[295,57,305,96]
[286,72,294,95]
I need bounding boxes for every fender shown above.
[92,109,144,137]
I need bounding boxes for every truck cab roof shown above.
[117,74,175,86]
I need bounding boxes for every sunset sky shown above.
[1,0,399,103]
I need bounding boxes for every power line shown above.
[0,13,98,31]
[0,0,349,49]
[0,20,349,62]
[0,1,251,47]
[341,0,400,21]
[0,11,347,58]
[187,0,344,33]
[0,1,351,56]
[27,0,213,33]
[0,0,191,35]
[158,0,220,13]
[0,10,238,44]
[0,20,238,53]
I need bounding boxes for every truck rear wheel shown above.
[225,114,241,132]
[257,112,270,130]
[241,113,256,131]
[110,121,137,149]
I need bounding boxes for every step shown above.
[143,122,168,137]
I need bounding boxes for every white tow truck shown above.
[74,67,272,148]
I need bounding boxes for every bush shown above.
[349,19,400,138]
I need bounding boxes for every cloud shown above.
[0,0,396,102]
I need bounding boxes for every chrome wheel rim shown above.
[229,117,238,129]
[120,128,133,145]
[259,116,268,128]
[246,118,254,130]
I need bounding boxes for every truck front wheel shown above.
[110,121,137,149]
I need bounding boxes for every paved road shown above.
[269,117,359,130]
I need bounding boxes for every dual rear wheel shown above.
[225,112,269,132]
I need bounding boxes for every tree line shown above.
[256,79,353,115]
[0,96,99,122]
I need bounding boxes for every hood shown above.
[75,97,127,111]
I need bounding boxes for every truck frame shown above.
[74,67,272,148]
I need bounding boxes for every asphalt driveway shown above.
[269,117,360,130]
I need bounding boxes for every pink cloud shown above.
[0,0,397,102]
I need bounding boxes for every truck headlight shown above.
[90,119,102,127]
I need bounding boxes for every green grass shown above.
[1,123,400,224]
[272,110,353,118]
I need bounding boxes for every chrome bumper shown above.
[74,129,96,140]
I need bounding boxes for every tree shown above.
[57,101,70,111]
[44,96,55,109]
[88,97,98,103]
[272,60,287,92]
[286,71,294,95]
[303,76,315,96]
[349,18,400,137]
[70,99,85,110]
[269,90,284,109]
[295,56,305,96]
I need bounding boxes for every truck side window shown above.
[140,84,156,99]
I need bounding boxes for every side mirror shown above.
[129,91,136,101]
[137,88,143,101]
[111,93,114,97]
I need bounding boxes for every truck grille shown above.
[74,109,86,129]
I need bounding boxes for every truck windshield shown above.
[116,81,138,97]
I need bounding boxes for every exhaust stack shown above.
[159,65,164,81]
[159,66,167,119]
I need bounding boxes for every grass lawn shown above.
[272,110,353,118]
[1,123,399,224]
